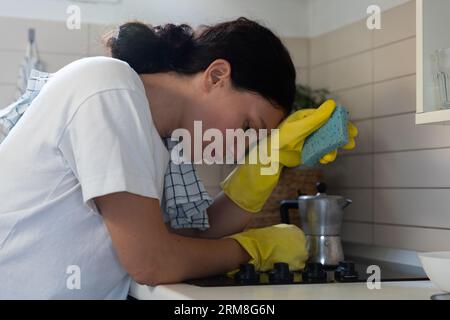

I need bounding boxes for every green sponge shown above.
[301,106,349,167]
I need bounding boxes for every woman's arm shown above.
[95,191,250,285]
[167,191,254,239]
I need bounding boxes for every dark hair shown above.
[105,17,296,113]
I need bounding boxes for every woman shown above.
[0,18,352,299]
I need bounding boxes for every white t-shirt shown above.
[0,56,170,299]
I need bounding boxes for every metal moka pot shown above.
[280,182,352,268]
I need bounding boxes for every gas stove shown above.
[185,259,429,287]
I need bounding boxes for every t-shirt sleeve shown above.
[57,88,169,206]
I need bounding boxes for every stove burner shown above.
[184,260,429,287]
[302,262,328,283]
[234,263,259,285]
[334,261,359,282]
[269,262,294,284]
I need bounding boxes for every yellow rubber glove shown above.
[319,121,359,164]
[220,99,337,213]
[226,224,308,273]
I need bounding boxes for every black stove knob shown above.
[334,261,359,282]
[302,262,327,283]
[316,182,327,194]
[269,262,294,284]
[234,263,259,285]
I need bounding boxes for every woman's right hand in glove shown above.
[225,224,308,274]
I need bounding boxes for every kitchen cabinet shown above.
[416,0,450,124]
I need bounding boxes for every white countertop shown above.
[129,280,441,300]
[130,245,442,300]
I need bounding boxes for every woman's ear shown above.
[203,59,232,91]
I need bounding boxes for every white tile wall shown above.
[344,119,373,154]
[296,67,309,86]
[325,154,373,188]
[282,38,309,68]
[329,52,373,91]
[342,188,373,223]
[310,20,372,67]
[88,23,116,57]
[0,16,89,54]
[311,51,373,92]
[310,64,331,90]
[334,85,373,120]
[374,149,450,188]
[374,113,450,152]
[374,189,450,228]
[373,224,450,251]
[284,38,310,86]
[313,1,450,251]
[373,75,416,117]
[0,16,91,107]
[373,37,416,82]
[342,222,373,245]
[0,51,29,84]
[373,0,416,47]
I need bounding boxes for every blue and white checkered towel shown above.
[14,29,44,100]
[162,138,212,230]
[0,69,51,137]
[0,69,212,230]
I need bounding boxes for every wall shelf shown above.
[416,0,450,125]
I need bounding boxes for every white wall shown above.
[0,0,310,37]
[307,0,411,37]
[310,1,450,253]
[0,0,417,37]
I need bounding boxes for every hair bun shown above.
[154,24,195,69]
[105,18,296,113]
[105,22,194,74]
